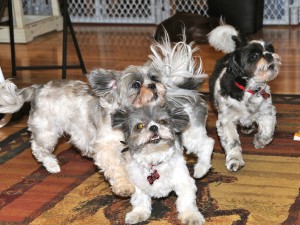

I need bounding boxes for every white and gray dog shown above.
[112,105,205,225]
[208,24,282,171]
[89,34,215,179]
[150,36,215,178]
[0,79,140,197]
[0,33,213,199]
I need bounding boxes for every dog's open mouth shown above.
[149,134,161,144]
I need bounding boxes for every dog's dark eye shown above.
[158,119,168,125]
[265,43,275,53]
[136,123,144,129]
[150,76,160,82]
[249,53,260,62]
[132,81,141,89]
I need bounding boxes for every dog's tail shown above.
[207,19,245,53]
[149,29,207,90]
[0,80,39,114]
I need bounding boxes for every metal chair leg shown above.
[7,0,16,77]
[6,0,86,79]
[67,12,87,75]
[62,0,68,79]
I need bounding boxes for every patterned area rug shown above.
[0,95,299,225]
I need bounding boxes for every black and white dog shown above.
[208,24,282,171]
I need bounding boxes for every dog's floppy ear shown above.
[231,33,248,49]
[88,69,119,96]
[227,54,243,76]
[111,107,131,136]
[111,107,129,128]
[265,42,275,53]
[231,36,242,48]
[169,107,189,132]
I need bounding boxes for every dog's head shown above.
[88,67,166,108]
[111,105,189,162]
[88,32,207,110]
[119,66,166,107]
[227,40,282,83]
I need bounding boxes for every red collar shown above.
[234,81,255,94]
[234,81,270,99]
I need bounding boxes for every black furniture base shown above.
[207,0,264,34]
[6,0,86,79]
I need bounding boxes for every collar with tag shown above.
[147,163,161,185]
[234,81,270,99]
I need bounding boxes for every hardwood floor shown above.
[0,24,299,139]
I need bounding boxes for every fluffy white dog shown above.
[112,105,205,225]
[90,34,215,179]
[0,32,213,199]
[149,36,215,178]
[0,77,166,197]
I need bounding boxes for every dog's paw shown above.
[125,209,150,224]
[43,158,61,173]
[226,157,245,172]
[253,135,273,149]
[253,139,265,149]
[178,211,205,225]
[194,163,211,178]
[112,182,135,197]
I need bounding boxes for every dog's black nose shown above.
[149,125,158,132]
[148,83,156,89]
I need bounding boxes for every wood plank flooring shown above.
[0,24,299,140]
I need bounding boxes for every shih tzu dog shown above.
[149,35,215,178]
[0,31,213,200]
[90,34,215,179]
[112,105,205,225]
[0,75,165,197]
[208,23,282,171]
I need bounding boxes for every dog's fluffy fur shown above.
[0,32,213,200]
[149,34,215,178]
[112,105,205,225]
[90,34,215,179]
[0,76,166,197]
[208,24,282,171]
